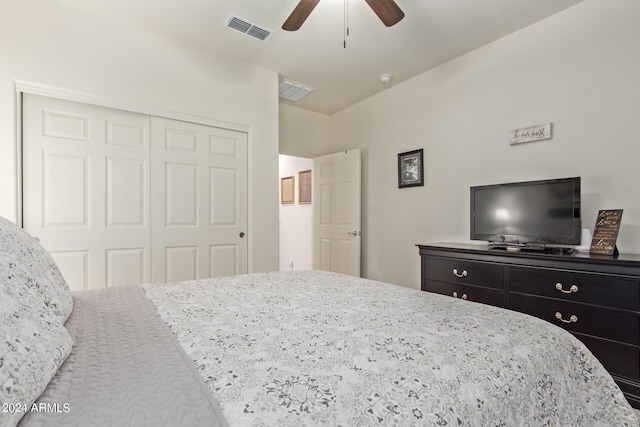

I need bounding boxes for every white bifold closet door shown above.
[22,94,247,291]
[150,116,248,283]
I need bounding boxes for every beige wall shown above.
[279,104,331,158]
[0,0,279,272]
[328,0,640,289]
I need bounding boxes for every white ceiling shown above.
[53,0,583,115]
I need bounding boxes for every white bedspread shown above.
[143,271,638,426]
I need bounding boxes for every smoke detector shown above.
[380,74,392,84]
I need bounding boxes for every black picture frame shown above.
[590,209,623,256]
[398,149,424,188]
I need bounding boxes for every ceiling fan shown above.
[282,0,405,31]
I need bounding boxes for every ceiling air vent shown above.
[279,79,314,101]
[225,15,273,42]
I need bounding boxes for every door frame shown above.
[278,154,315,271]
[15,80,255,270]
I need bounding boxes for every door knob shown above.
[239,232,245,238]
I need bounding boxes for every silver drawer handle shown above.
[555,283,579,294]
[555,312,578,324]
[452,292,468,300]
[452,269,468,278]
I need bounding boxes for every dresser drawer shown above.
[510,267,639,311]
[578,334,639,380]
[423,257,504,290]
[511,293,640,345]
[423,280,505,307]
[418,243,640,408]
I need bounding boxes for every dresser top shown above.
[417,242,640,268]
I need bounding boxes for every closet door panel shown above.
[106,248,146,287]
[23,94,150,291]
[165,246,198,283]
[106,158,145,227]
[165,162,198,227]
[43,152,88,226]
[151,117,248,283]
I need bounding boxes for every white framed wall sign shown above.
[509,122,552,145]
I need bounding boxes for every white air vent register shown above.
[279,79,314,101]
[225,15,273,42]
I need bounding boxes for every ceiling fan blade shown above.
[282,0,321,31]
[364,0,405,27]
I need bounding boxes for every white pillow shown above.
[0,257,73,427]
[0,216,72,323]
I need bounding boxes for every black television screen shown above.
[470,177,581,247]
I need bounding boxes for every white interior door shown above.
[22,94,151,291]
[313,149,361,276]
[150,116,248,283]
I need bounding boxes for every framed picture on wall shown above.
[298,169,312,204]
[398,149,424,188]
[281,176,295,204]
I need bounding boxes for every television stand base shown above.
[488,243,576,255]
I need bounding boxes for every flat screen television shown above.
[470,177,582,248]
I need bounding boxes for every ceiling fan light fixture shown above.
[282,0,404,32]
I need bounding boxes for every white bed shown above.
[1,216,637,426]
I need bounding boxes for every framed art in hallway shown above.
[398,148,424,188]
[298,169,312,204]
[280,176,294,204]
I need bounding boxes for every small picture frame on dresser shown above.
[590,209,623,256]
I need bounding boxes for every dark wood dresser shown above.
[417,242,640,408]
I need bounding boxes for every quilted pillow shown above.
[0,255,73,427]
[0,216,72,323]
